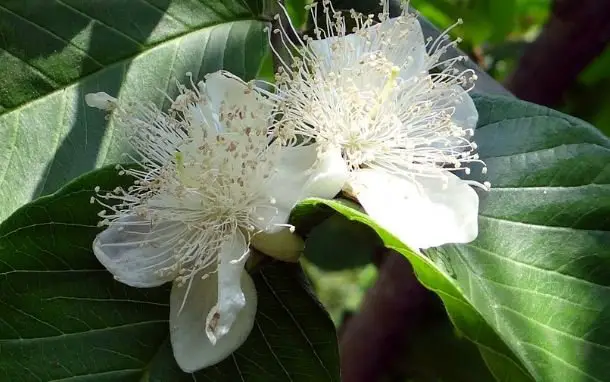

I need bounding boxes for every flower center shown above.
[92,77,280,287]
[153,101,279,286]
[279,51,404,170]
[268,2,488,187]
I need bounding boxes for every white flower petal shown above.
[214,230,251,341]
[308,15,425,81]
[202,71,271,132]
[349,169,479,250]
[185,102,221,137]
[448,85,478,131]
[277,140,319,171]
[93,215,182,288]
[308,37,333,67]
[413,84,478,156]
[264,144,349,212]
[169,269,257,372]
[304,147,350,199]
[367,16,426,80]
[251,205,291,234]
[204,71,247,110]
[251,145,348,234]
[424,85,478,132]
[309,33,367,71]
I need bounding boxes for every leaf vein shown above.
[0,3,104,68]
[465,238,610,291]
[259,271,333,379]
[254,319,293,380]
[54,0,145,48]
[0,320,166,344]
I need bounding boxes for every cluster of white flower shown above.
[87,0,487,373]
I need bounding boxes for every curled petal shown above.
[263,144,349,216]
[448,85,478,131]
[349,169,479,250]
[169,269,257,372]
[214,230,252,342]
[303,147,350,200]
[93,215,183,287]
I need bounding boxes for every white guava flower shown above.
[86,71,340,372]
[268,0,489,250]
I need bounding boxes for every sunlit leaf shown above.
[295,95,610,381]
[0,0,270,222]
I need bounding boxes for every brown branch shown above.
[339,252,433,382]
[505,0,610,106]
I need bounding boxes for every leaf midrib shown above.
[481,142,610,161]
[464,237,610,291]
[477,215,610,236]
[487,184,610,191]
[259,270,335,381]
[47,369,141,382]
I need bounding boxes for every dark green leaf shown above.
[0,167,340,382]
[399,310,497,382]
[304,214,382,271]
[295,94,610,381]
[0,0,270,222]
[292,197,534,382]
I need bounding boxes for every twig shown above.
[339,252,433,382]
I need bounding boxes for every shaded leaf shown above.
[0,166,340,382]
[399,309,496,382]
[304,214,382,271]
[292,198,534,382]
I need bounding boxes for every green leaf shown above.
[429,95,610,382]
[488,0,517,42]
[0,167,340,381]
[399,310,497,382]
[304,213,383,271]
[285,0,309,29]
[0,0,271,222]
[303,261,378,323]
[294,94,610,382]
[292,198,534,382]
